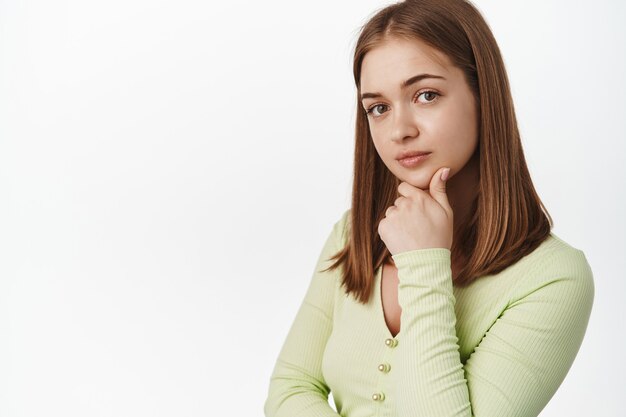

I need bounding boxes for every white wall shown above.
[0,0,624,416]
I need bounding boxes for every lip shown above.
[395,150,431,160]
[397,153,431,168]
[396,150,431,168]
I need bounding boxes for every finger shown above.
[429,167,452,213]
[397,181,421,198]
[393,196,407,207]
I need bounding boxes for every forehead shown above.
[360,37,452,88]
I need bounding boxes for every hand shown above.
[378,167,454,255]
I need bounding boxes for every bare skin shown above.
[380,149,478,337]
[381,262,402,337]
[364,37,482,337]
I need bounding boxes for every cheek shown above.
[370,136,390,166]
[432,102,477,150]
[369,128,392,158]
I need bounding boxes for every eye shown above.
[364,90,441,118]
[364,104,389,118]
[416,90,440,104]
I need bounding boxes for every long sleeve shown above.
[264,210,349,417]
[390,246,594,417]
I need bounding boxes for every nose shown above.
[390,104,418,143]
[391,106,419,142]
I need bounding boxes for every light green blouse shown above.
[264,209,594,417]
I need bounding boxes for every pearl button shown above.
[378,363,391,373]
[372,392,385,401]
[384,338,398,348]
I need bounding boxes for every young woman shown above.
[264,1,594,416]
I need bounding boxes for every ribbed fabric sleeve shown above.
[391,248,468,416]
[264,208,595,417]
[263,211,348,417]
[390,246,594,417]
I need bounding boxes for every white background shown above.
[1,0,624,416]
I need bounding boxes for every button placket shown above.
[372,392,385,401]
[372,337,398,403]
[384,337,398,348]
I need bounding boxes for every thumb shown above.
[429,167,452,212]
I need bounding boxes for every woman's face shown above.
[360,37,479,191]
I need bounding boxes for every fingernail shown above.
[441,168,450,181]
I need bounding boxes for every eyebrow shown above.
[360,73,446,101]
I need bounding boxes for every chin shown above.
[397,170,433,190]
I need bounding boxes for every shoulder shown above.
[507,232,594,306]
[332,208,351,248]
[338,208,351,230]
[314,208,351,270]
[528,233,592,282]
